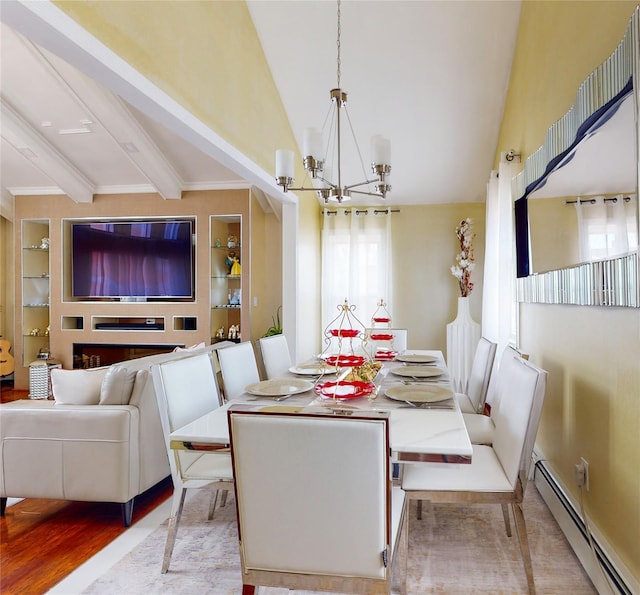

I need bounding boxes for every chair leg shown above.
[121,498,134,527]
[0,497,6,516]
[220,489,228,507]
[207,489,220,520]
[162,488,187,574]
[416,499,422,520]
[501,503,512,537]
[511,502,536,595]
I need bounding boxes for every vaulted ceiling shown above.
[0,1,522,216]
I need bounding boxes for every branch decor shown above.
[450,218,476,297]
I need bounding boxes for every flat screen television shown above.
[71,219,195,300]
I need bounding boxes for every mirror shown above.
[527,90,637,273]
[513,9,639,307]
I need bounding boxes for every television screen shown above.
[71,220,194,299]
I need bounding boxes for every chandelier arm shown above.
[343,179,385,191]
[343,105,373,189]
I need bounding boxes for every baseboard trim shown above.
[534,460,637,594]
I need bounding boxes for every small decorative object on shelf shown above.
[215,326,225,340]
[447,218,480,392]
[227,234,238,248]
[40,237,50,250]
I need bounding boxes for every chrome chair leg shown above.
[162,488,187,573]
[501,503,512,537]
[221,489,228,507]
[512,502,536,595]
[207,489,220,520]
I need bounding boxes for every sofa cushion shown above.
[51,368,108,405]
[99,366,138,405]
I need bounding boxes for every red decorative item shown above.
[314,380,376,399]
[375,350,397,361]
[325,354,366,367]
[370,333,393,341]
[329,328,359,338]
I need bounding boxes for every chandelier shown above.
[274,0,391,204]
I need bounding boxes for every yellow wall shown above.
[391,203,486,351]
[497,1,640,581]
[53,0,322,358]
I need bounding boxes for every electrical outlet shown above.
[575,458,590,491]
[580,457,590,491]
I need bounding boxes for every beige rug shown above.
[81,485,595,594]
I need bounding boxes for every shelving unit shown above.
[211,216,243,342]
[21,220,50,366]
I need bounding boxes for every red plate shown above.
[329,328,359,338]
[314,380,376,399]
[370,333,394,341]
[325,354,366,367]
[375,350,397,360]
[373,317,391,323]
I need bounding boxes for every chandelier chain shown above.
[336,0,341,88]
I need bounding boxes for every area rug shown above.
[81,485,595,595]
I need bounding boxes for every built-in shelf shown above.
[21,220,50,365]
[91,316,166,331]
[172,316,197,331]
[62,316,84,330]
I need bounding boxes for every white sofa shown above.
[0,345,225,526]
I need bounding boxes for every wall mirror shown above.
[513,9,639,307]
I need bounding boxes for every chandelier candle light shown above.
[275,0,392,204]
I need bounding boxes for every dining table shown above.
[170,349,473,465]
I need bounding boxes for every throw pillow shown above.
[99,366,138,405]
[51,367,108,405]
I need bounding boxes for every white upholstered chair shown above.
[151,352,233,573]
[454,336,497,413]
[402,358,547,595]
[257,334,292,379]
[462,345,528,445]
[228,406,408,594]
[216,341,260,401]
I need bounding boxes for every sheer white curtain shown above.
[321,208,392,329]
[575,194,638,262]
[482,156,519,359]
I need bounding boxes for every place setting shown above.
[383,384,456,409]
[244,378,314,401]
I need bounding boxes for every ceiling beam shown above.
[44,51,185,200]
[0,98,95,203]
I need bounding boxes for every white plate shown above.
[390,365,445,378]
[385,385,454,403]
[289,363,338,376]
[395,354,438,364]
[245,378,313,397]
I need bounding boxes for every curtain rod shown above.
[323,208,401,215]
[564,196,632,205]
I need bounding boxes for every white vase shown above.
[446,296,480,393]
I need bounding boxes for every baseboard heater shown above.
[534,460,635,594]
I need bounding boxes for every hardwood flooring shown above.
[0,385,173,595]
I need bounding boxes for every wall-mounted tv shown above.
[71,219,195,300]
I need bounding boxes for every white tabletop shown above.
[170,350,472,463]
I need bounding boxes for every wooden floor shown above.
[0,384,173,595]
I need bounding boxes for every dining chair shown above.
[257,334,292,379]
[228,406,408,595]
[402,358,547,595]
[462,345,528,445]
[454,336,497,413]
[216,341,260,401]
[151,352,234,573]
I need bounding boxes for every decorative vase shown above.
[446,296,480,393]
